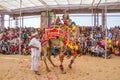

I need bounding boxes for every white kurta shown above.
[29,38,41,71]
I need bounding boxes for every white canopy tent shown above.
[0,0,119,59]
[0,0,120,14]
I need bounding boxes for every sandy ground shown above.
[0,54,120,80]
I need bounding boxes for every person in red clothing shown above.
[118,39,120,46]
[11,45,17,54]
[1,34,5,40]
[20,42,25,55]
[21,43,24,50]
[118,38,120,54]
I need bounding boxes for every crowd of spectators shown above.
[77,26,120,58]
[0,27,37,55]
[0,26,120,58]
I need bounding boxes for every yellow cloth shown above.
[74,45,78,51]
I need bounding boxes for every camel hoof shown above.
[68,64,72,69]
[61,71,66,74]
[54,65,58,67]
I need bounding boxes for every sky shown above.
[4,13,120,29]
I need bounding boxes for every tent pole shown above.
[91,0,95,39]
[10,17,12,28]
[19,0,22,55]
[9,15,10,28]
[105,0,107,59]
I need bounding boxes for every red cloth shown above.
[11,33,15,39]
[12,47,16,52]
[2,35,4,40]
[63,41,67,45]
[21,44,24,49]
[118,39,120,46]
[41,28,68,46]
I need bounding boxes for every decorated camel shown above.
[41,28,78,74]
[40,13,80,74]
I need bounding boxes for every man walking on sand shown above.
[28,32,41,75]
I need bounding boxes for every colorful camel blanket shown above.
[41,28,68,46]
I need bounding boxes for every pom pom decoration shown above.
[69,45,74,50]
[68,25,76,34]
[63,41,67,45]
[70,22,76,27]
[67,43,74,50]
[71,26,76,31]
[69,30,72,34]
[59,64,64,71]
[64,21,68,25]
[56,36,59,39]
[59,38,64,42]
[74,45,78,51]
[62,25,68,30]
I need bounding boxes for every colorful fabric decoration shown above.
[59,38,64,42]
[74,44,79,51]
[63,41,67,45]
[71,26,76,31]
[54,16,61,27]
[66,43,74,50]
[41,28,68,46]
[70,22,76,26]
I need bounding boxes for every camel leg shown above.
[47,54,57,67]
[43,54,51,72]
[68,55,77,69]
[59,56,66,74]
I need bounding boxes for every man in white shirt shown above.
[28,32,41,75]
